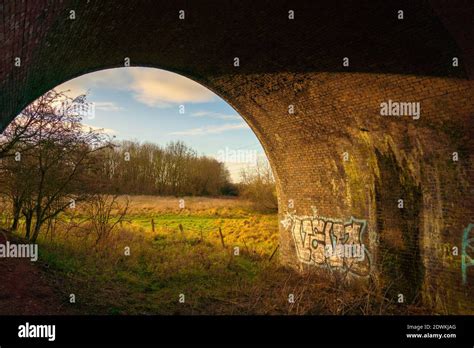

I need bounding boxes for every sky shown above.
[55,67,266,182]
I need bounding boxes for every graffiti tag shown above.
[281,211,371,276]
[462,223,474,285]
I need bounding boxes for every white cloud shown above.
[57,69,131,97]
[56,67,216,108]
[81,123,118,136]
[191,111,240,120]
[128,69,215,107]
[56,80,88,97]
[170,122,249,136]
[94,101,124,112]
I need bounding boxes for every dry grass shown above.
[1,195,434,315]
[116,195,253,215]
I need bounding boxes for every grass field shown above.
[29,196,283,315]
[2,195,433,315]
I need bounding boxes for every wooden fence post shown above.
[219,227,226,248]
[179,224,185,241]
[269,244,280,261]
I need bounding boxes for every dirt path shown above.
[0,231,70,315]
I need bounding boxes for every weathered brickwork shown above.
[0,0,473,313]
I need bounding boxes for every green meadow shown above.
[3,195,430,315]
[27,196,281,314]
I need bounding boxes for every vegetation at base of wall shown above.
[238,161,278,212]
[2,196,436,315]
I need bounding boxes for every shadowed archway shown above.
[1,0,473,313]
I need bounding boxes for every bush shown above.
[220,182,239,196]
[239,161,277,212]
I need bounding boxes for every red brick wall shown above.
[0,0,473,313]
[208,72,474,313]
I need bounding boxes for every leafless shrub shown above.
[239,160,277,211]
[85,194,129,247]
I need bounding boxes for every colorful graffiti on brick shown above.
[281,210,371,276]
[461,223,474,285]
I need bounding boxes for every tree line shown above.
[0,91,234,242]
[100,140,232,196]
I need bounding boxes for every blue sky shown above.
[56,67,265,181]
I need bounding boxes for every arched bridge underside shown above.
[0,0,473,313]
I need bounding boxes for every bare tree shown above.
[0,97,46,159]
[85,194,129,247]
[0,90,112,241]
[239,160,277,211]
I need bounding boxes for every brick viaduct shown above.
[0,0,473,313]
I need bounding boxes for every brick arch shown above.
[1,0,473,313]
[12,64,285,188]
